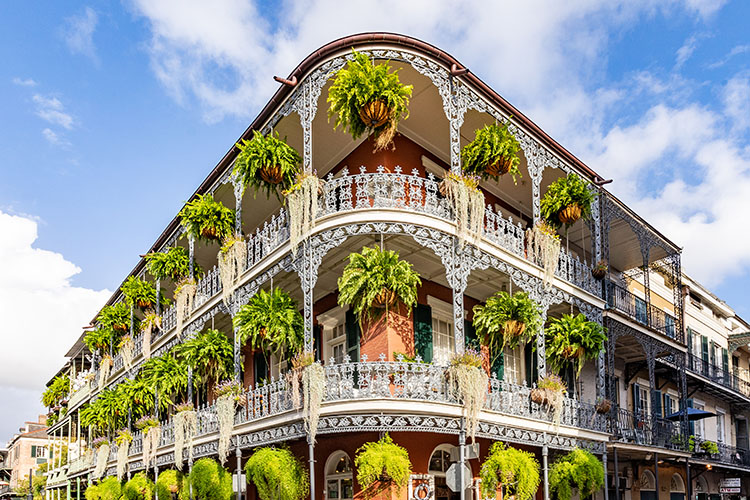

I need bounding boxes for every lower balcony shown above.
[691,437,750,469]
[611,408,686,451]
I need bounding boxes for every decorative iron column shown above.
[188,235,196,279]
[233,177,243,236]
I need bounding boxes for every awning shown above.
[665,407,716,421]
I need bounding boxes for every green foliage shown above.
[233,289,304,358]
[234,131,302,200]
[174,329,233,389]
[156,470,188,500]
[188,458,233,500]
[14,471,47,499]
[98,303,131,332]
[80,388,126,433]
[540,173,595,229]
[461,123,522,182]
[179,194,235,244]
[140,353,190,407]
[480,442,540,500]
[123,472,154,500]
[42,374,70,408]
[90,477,122,500]
[337,246,421,327]
[545,314,607,377]
[244,447,309,500]
[549,448,604,500]
[700,440,719,454]
[115,377,155,420]
[354,434,412,493]
[327,51,412,143]
[472,291,541,364]
[84,327,115,353]
[145,246,196,282]
[121,276,158,310]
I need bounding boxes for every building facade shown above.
[6,417,48,492]
[40,33,750,500]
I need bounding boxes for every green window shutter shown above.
[524,343,538,386]
[345,309,360,363]
[31,446,36,458]
[654,389,662,417]
[492,350,504,381]
[722,348,729,372]
[253,352,268,385]
[313,324,322,362]
[701,336,709,362]
[413,304,433,363]
[464,319,479,350]
[633,383,640,413]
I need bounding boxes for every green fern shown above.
[174,328,234,390]
[545,314,607,377]
[42,374,70,408]
[549,448,604,500]
[540,173,595,229]
[244,447,309,500]
[123,472,154,500]
[140,353,190,408]
[327,51,412,144]
[462,123,522,182]
[337,246,421,328]
[234,131,301,200]
[233,289,304,358]
[145,246,199,282]
[97,303,131,332]
[188,458,233,500]
[179,193,235,244]
[472,291,542,364]
[480,442,540,500]
[354,434,412,495]
[121,276,157,310]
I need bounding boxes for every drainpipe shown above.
[614,448,620,500]
[542,433,549,500]
[654,453,660,500]
[308,436,316,500]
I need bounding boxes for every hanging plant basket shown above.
[200,226,221,241]
[113,323,129,332]
[373,288,398,309]
[359,100,391,128]
[591,261,608,280]
[136,299,152,309]
[530,387,548,405]
[259,164,284,185]
[503,319,527,338]
[485,156,513,178]
[595,398,612,414]
[558,204,582,224]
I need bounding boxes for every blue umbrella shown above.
[665,407,716,421]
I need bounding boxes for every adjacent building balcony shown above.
[691,437,750,469]
[686,353,750,401]
[611,407,686,451]
[605,281,680,342]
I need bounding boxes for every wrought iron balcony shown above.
[687,353,750,398]
[612,407,686,450]
[605,280,680,342]
[691,436,750,468]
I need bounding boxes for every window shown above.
[269,353,288,379]
[429,445,458,500]
[318,308,347,364]
[432,316,454,365]
[325,452,353,500]
[637,385,650,416]
[635,297,647,325]
[663,394,677,418]
[328,324,346,364]
[694,403,706,438]
[716,410,726,443]
[664,315,675,338]
[503,346,523,385]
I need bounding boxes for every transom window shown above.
[328,323,346,364]
[432,317,454,365]
[325,452,353,500]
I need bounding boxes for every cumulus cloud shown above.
[62,6,99,62]
[33,94,74,130]
[0,211,110,437]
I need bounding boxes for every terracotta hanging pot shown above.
[113,323,128,332]
[486,156,512,177]
[591,266,607,281]
[373,288,397,308]
[359,100,391,128]
[558,204,582,224]
[530,388,547,406]
[503,319,527,337]
[259,164,284,184]
[200,226,221,240]
[595,399,612,414]
[137,299,153,309]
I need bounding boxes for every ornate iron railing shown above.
[687,353,750,398]
[611,407,685,450]
[692,436,750,467]
[605,281,680,341]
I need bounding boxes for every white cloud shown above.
[62,7,99,62]
[675,34,701,68]
[0,210,110,434]
[722,73,750,132]
[33,94,74,130]
[42,128,70,147]
[708,44,750,69]
[12,77,37,87]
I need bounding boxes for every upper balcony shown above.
[691,436,750,470]
[611,407,687,453]
[605,280,680,343]
[686,353,750,404]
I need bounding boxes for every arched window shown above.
[671,474,685,493]
[640,470,657,500]
[325,451,353,500]
[429,444,457,500]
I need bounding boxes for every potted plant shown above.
[42,374,70,409]
[354,434,412,498]
[145,246,196,283]
[328,50,413,152]
[699,440,719,456]
[244,447,309,500]
[595,397,612,415]
[526,220,561,286]
[447,349,488,443]
[213,380,243,464]
[172,402,197,471]
[440,172,485,247]
[98,303,131,332]
[530,374,567,423]
[473,291,542,367]
[462,123,522,181]
[135,414,161,469]
[283,172,324,254]
[540,173,595,228]
[545,314,607,377]
[549,448,605,500]
[123,472,154,500]
[234,130,302,199]
[187,458,233,500]
[233,288,304,359]
[155,470,185,500]
[337,246,421,329]
[480,442,540,500]
[179,193,235,243]
[591,260,608,281]
[121,276,158,310]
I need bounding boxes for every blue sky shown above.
[1,0,749,441]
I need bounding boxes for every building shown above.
[40,33,750,500]
[6,417,48,492]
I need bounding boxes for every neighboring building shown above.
[5,417,48,491]
[40,33,750,500]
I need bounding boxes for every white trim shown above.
[317,306,347,329]
[421,155,447,178]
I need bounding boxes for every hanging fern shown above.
[233,288,304,358]
[545,314,607,377]
[328,50,413,151]
[549,448,604,500]
[174,328,233,390]
[123,472,155,500]
[234,131,301,200]
[540,173,595,229]
[244,447,309,500]
[188,458,233,500]
[179,194,235,244]
[145,247,197,282]
[461,123,522,182]
[121,276,158,310]
[354,434,412,496]
[97,303,131,333]
[42,375,70,409]
[480,442,540,500]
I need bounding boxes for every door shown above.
[736,418,749,450]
